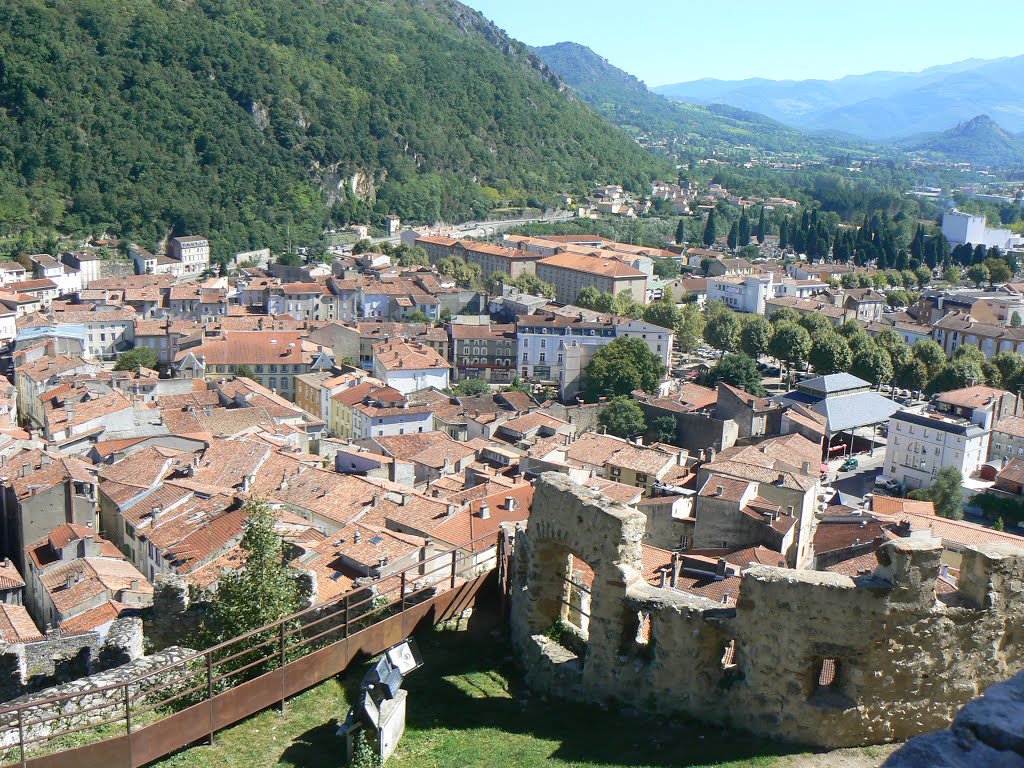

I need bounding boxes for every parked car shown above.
[875,478,902,493]
[841,457,860,472]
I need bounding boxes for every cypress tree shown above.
[738,210,751,247]
[779,218,789,250]
[727,221,739,250]
[756,206,766,244]
[973,244,987,264]
[675,218,687,245]
[702,210,717,247]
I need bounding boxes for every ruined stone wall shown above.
[0,647,195,750]
[882,670,1024,766]
[510,473,1024,749]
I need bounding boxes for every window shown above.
[636,473,648,485]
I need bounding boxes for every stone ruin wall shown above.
[510,473,1024,749]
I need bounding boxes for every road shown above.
[372,211,574,244]
[829,452,886,504]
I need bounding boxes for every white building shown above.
[883,409,988,490]
[707,274,774,314]
[941,210,1019,250]
[516,311,673,400]
[168,236,211,275]
[372,339,451,396]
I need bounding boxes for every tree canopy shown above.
[113,346,159,372]
[582,337,664,401]
[598,396,646,439]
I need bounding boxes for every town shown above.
[0,180,1018,763]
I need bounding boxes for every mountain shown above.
[530,42,863,155]
[0,1,667,260]
[655,56,1024,140]
[899,115,1024,167]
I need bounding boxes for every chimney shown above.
[776,473,786,485]
[716,558,727,578]
[763,512,774,526]
[242,475,253,493]
[802,461,812,475]
[151,506,161,524]
[354,530,362,544]
[371,494,380,508]
[671,551,681,587]
[478,503,490,520]
[659,567,668,588]
[130,579,139,591]
[40,454,51,467]
[786,505,794,516]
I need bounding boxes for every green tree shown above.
[986,258,1012,285]
[929,359,984,393]
[990,351,1024,387]
[642,298,678,330]
[702,209,717,247]
[896,359,929,392]
[738,210,751,247]
[914,266,932,289]
[675,219,687,245]
[942,265,962,284]
[113,347,159,372]
[705,310,741,356]
[598,396,646,438]
[912,339,948,380]
[486,271,510,294]
[509,272,556,299]
[438,255,483,289]
[583,337,664,400]
[756,207,766,245]
[966,263,990,288]
[451,378,490,396]
[613,295,644,319]
[576,285,603,309]
[851,344,893,386]
[405,309,430,324]
[739,316,774,361]
[931,467,965,520]
[769,322,812,381]
[235,364,256,380]
[702,353,766,396]
[653,258,681,279]
[199,498,302,667]
[809,333,852,375]
[727,222,739,250]
[1012,312,1023,328]
[874,329,911,371]
[652,415,679,445]
[798,312,833,338]
[674,303,705,354]
[768,307,801,326]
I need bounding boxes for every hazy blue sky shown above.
[463,1,1024,86]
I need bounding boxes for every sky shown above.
[463,1,1024,86]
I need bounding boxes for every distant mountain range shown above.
[899,115,1024,166]
[654,55,1024,139]
[530,42,870,155]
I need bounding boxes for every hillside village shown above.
[0,195,1020,763]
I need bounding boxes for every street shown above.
[828,452,886,504]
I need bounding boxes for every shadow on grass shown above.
[279,720,342,768]
[291,612,808,768]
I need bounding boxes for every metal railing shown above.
[0,532,506,767]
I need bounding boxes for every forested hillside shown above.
[0,0,667,260]
[530,42,872,157]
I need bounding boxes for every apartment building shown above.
[450,322,517,383]
[167,235,211,275]
[884,409,989,490]
[372,339,451,396]
[535,252,647,305]
[174,331,336,401]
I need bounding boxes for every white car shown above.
[874,478,902,493]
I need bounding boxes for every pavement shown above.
[827,452,887,504]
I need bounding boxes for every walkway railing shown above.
[0,531,507,768]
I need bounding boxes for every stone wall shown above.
[0,647,195,750]
[145,574,204,651]
[510,473,1024,749]
[882,671,1024,767]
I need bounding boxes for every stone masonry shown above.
[510,473,1024,749]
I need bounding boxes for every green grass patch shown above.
[152,623,840,768]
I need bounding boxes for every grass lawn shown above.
[152,620,866,768]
